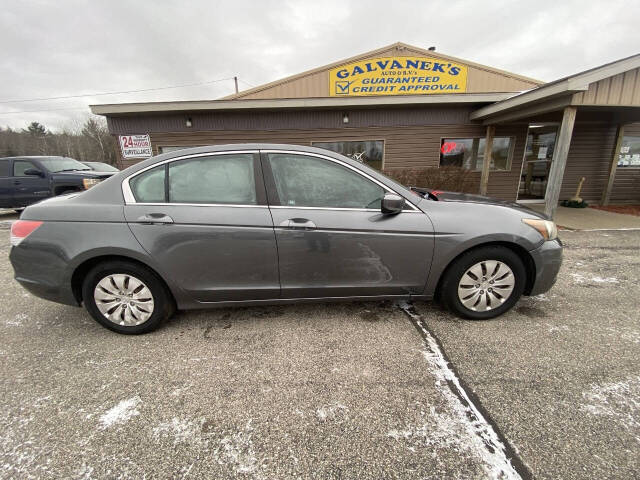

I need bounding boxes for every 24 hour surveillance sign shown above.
[329,56,468,96]
[119,134,152,158]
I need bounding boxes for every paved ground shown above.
[529,204,640,230]
[1,209,639,479]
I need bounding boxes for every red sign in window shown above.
[441,141,458,154]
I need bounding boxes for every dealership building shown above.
[91,43,640,218]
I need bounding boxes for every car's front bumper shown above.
[528,238,563,296]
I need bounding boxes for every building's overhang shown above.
[471,53,640,124]
[90,93,515,116]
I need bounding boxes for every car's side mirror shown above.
[23,168,44,177]
[381,193,405,214]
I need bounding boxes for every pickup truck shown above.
[0,156,116,210]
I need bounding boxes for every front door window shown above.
[267,153,385,209]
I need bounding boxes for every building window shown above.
[440,137,514,171]
[312,140,384,170]
[618,136,640,168]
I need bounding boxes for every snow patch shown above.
[6,313,28,326]
[153,417,203,446]
[571,273,618,284]
[547,324,569,333]
[398,301,523,480]
[531,294,551,302]
[591,276,619,283]
[75,463,94,480]
[581,377,640,441]
[215,420,263,476]
[316,403,349,422]
[99,396,142,429]
[170,384,192,396]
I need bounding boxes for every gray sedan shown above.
[9,144,562,334]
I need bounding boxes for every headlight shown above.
[82,178,101,190]
[522,218,558,241]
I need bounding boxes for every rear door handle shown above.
[279,218,316,230]
[137,213,174,225]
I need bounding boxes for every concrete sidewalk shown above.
[529,204,640,230]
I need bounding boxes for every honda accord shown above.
[9,144,562,334]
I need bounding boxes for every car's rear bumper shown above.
[10,246,79,307]
[528,238,563,296]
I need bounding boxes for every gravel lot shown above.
[0,210,638,479]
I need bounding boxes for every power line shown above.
[237,78,257,88]
[0,77,235,105]
[0,106,91,116]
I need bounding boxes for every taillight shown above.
[10,220,43,246]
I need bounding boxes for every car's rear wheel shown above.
[82,260,174,334]
[440,246,526,320]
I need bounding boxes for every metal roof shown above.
[90,93,515,116]
[471,53,640,121]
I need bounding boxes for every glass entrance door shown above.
[518,124,558,201]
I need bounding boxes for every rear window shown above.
[130,165,166,203]
[0,160,9,177]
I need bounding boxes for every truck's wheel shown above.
[440,246,526,320]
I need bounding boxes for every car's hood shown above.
[52,171,115,179]
[419,188,549,219]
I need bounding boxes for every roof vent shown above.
[428,46,436,51]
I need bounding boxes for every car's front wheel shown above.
[82,260,174,334]
[440,246,526,320]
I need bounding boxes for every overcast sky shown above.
[1,0,638,131]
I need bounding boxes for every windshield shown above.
[39,157,91,172]
[84,162,119,172]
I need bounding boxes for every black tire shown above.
[58,189,79,196]
[440,246,526,320]
[82,260,175,334]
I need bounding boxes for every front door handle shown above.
[137,213,174,225]
[279,218,316,230]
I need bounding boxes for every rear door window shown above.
[168,154,256,204]
[0,160,9,177]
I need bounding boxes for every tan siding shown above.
[559,123,618,202]
[572,68,640,106]
[619,69,638,104]
[486,125,528,201]
[235,44,541,100]
[609,169,640,203]
[466,68,542,93]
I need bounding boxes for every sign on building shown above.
[329,56,467,96]
[119,134,152,158]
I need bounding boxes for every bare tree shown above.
[0,115,119,165]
